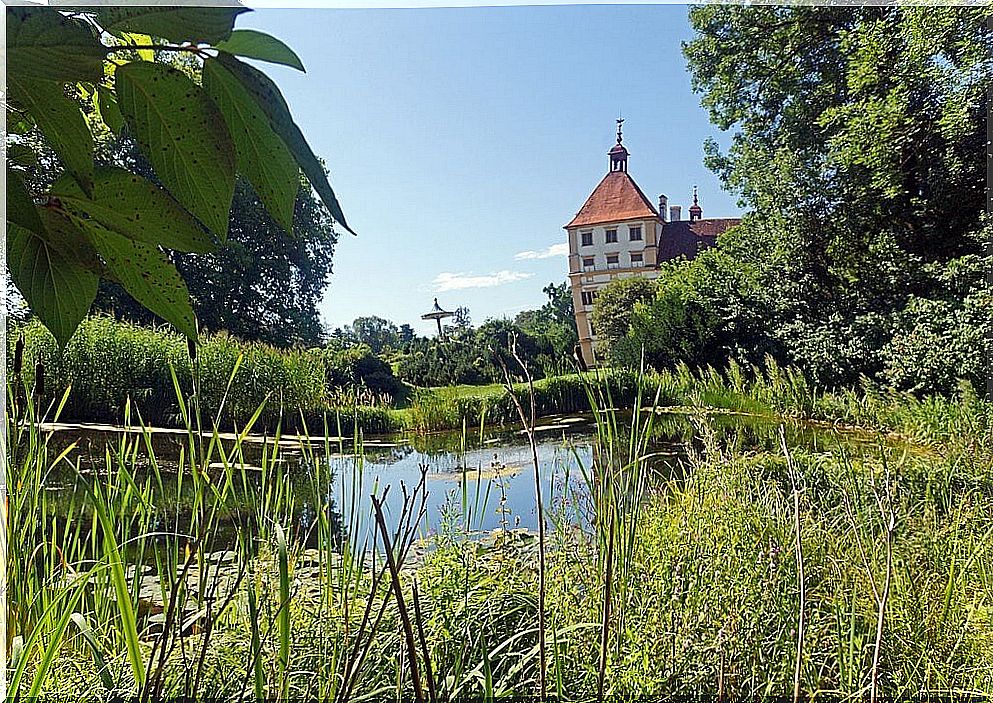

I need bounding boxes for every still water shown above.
[40,410,895,551]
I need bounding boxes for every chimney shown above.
[670,205,681,222]
[658,194,668,221]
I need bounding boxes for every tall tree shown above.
[351,316,401,354]
[679,6,992,387]
[515,281,578,358]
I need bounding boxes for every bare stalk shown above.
[779,427,804,703]
[871,474,896,703]
[497,336,547,700]
[371,492,424,703]
[596,515,615,703]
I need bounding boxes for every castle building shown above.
[564,121,740,366]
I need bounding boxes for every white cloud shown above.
[513,242,569,260]
[431,270,534,292]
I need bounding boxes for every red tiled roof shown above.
[565,171,659,229]
[658,218,740,261]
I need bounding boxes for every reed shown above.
[7,345,993,699]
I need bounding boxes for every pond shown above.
[35,409,903,554]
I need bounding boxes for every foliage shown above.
[350,316,403,354]
[6,6,349,345]
[601,6,993,393]
[395,283,579,388]
[93,136,338,347]
[515,282,579,360]
[8,316,401,433]
[589,275,656,349]
[396,319,556,388]
[9,358,993,698]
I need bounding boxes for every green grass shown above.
[7,356,993,699]
[8,316,402,434]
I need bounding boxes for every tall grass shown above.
[7,343,993,699]
[9,316,402,434]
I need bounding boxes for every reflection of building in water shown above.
[564,120,741,366]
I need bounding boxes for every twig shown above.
[371,494,424,703]
[497,335,547,700]
[779,427,805,703]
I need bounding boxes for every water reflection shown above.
[38,410,901,553]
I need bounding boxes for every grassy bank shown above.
[8,367,993,698]
[10,316,989,447]
[9,317,402,434]
[406,359,991,448]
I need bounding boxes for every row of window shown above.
[581,290,599,306]
[582,251,644,270]
[580,225,642,247]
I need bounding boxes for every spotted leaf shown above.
[115,61,236,237]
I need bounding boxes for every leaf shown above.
[8,143,39,169]
[96,85,124,135]
[7,111,35,136]
[70,614,115,691]
[52,167,215,253]
[216,30,305,72]
[203,58,298,234]
[7,8,106,83]
[115,61,236,237]
[96,6,250,45]
[7,170,45,235]
[85,222,197,339]
[7,221,98,346]
[35,209,106,275]
[216,53,353,234]
[8,78,95,196]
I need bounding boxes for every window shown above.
[629,226,642,241]
[606,254,619,269]
[582,256,595,271]
[605,228,618,244]
[581,291,595,306]
[580,231,593,247]
[630,252,643,267]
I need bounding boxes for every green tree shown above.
[6,6,350,346]
[93,135,338,346]
[675,6,991,389]
[607,249,776,371]
[515,282,579,359]
[351,316,401,354]
[591,277,656,351]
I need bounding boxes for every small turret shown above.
[689,185,703,222]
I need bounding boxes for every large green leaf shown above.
[8,78,94,196]
[96,6,249,45]
[203,58,298,234]
[52,167,215,254]
[7,221,98,347]
[216,30,305,72]
[115,62,236,237]
[7,170,45,235]
[7,8,106,84]
[36,209,105,276]
[85,222,197,339]
[216,54,354,235]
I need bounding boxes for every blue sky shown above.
[239,5,742,334]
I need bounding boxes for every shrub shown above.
[7,316,403,433]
